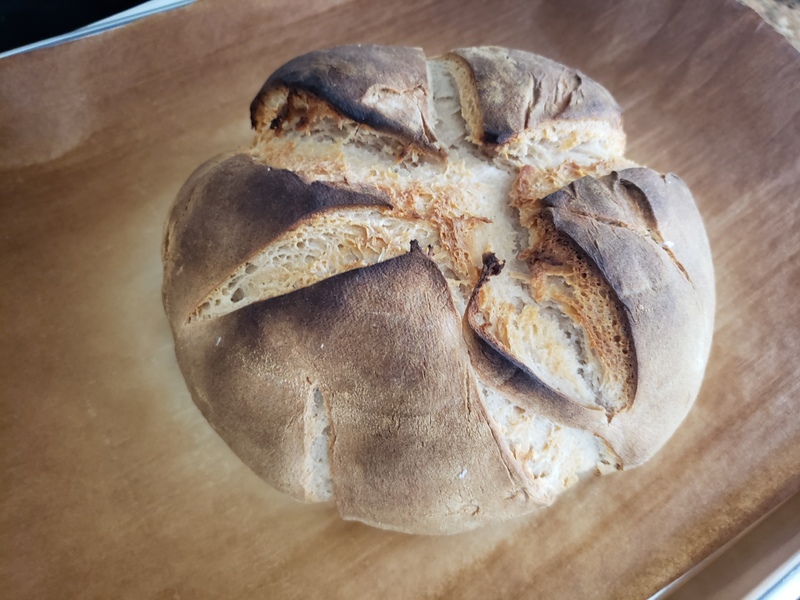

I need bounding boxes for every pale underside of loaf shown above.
[186,56,638,505]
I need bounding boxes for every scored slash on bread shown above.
[467,169,715,467]
[163,45,715,534]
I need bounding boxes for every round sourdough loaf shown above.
[162,45,715,534]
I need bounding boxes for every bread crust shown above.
[445,46,622,147]
[163,153,391,325]
[174,245,535,534]
[250,45,442,157]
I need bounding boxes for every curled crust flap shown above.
[171,245,533,534]
[447,46,622,147]
[250,45,442,156]
[466,169,714,467]
[162,153,390,325]
[542,168,715,359]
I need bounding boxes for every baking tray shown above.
[1,0,799,598]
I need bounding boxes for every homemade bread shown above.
[162,45,715,534]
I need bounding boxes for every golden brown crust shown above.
[447,46,622,147]
[250,45,442,156]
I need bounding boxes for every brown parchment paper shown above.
[1,0,799,598]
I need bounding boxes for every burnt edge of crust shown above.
[169,155,395,325]
[249,45,442,157]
